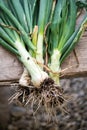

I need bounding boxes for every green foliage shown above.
[76,0,87,10]
[0,0,87,72]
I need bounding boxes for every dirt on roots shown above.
[9,78,68,119]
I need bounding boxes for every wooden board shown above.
[0,31,87,83]
[61,31,87,78]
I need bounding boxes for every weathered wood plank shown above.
[0,46,23,81]
[0,32,87,82]
[61,31,87,78]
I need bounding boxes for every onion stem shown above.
[16,40,48,87]
[49,49,61,85]
[36,33,44,66]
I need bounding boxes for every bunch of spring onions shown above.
[0,0,87,102]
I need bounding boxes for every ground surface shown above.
[0,77,87,130]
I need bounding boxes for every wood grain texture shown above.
[0,31,87,82]
[61,31,87,78]
[0,46,23,81]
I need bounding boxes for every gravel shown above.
[0,77,87,130]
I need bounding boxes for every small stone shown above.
[13,119,29,129]
[49,125,58,130]
[8,125,18,130]
[11,106,26,118]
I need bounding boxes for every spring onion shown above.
[0,0,87,115]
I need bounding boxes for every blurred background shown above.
[0,77,87,130]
